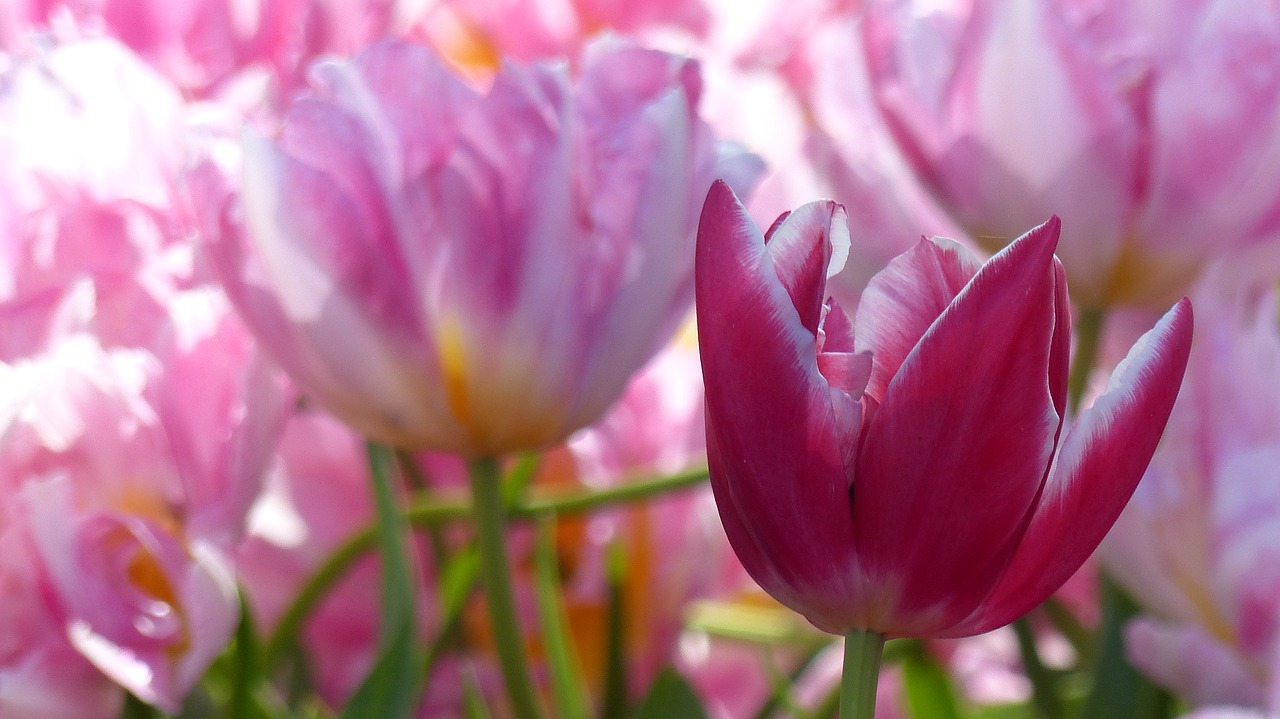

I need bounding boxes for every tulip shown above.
[0,336,237,712]
[855,0,1280,307]
[695,180,1191,712]
[422,0,711,64]
[0,37,201,360]
[0,527,123,719]
[1,0,406,101]
[1100,258,1280,708]
[194,39,759,456]
[0,285,282,714]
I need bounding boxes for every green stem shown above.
[264,468,708,668]
[1068,307,1105,413]
[469,457,544,719]
[839,631,885,719]
[1042,596,1096,669]
[1013,616,1061,719]
[264,529,371,670]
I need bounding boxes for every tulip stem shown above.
[263,467,708,671]
[840,630,885,719]
[1013,616,1062,719]
[469,456,545,719]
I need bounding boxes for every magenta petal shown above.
[820,298,856,353]
[817,351,873,400]
[696,181,867,622]
[765,200,844,334]
[964,299,1194,636]
[853,235,983,402]
[704,417,794,605]
[1048,258,1072,419]
[853,219,1063,634]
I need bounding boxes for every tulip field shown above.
[0,1,1277,718]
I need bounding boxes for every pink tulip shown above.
[4,0,407,100]
[0,37,196,359]
[0,523,123,719]
[0,38,183,208]
[695,180,1192,638]
[857,0,1280,307]
[193,39,760,455]
[417,0,711,66]
[0,336,241,712]
[1100,257,1280,707]
[0,306,282,713]
[1182,706,1274,716]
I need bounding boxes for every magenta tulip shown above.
[695,180,1192,638]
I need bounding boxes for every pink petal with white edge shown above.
[696,181,870,623]
[965,299,1194,636]
[853,218,1063,635]
[853,235,983,403]
[766,200,846,335]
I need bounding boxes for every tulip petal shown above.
[862,1,1141,305]
[820,298,856,353]
[696,181,871,626]
[197,148,459,450]
[853,236,982,402]
[766,200,843,334]
[964,298,1193,636]
[1048,258,1072,419]
[1136,0,1280,272]
[853,219,1062,634]
[1124,618,1265,707]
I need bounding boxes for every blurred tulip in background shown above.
[855,0,1280,307]
[192,39,759,456]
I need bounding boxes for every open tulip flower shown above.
[695,180,1192,714]
[195,39,758,457]
[856,0,1280,308]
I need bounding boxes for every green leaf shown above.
[630,668,710,719]
[600,540,630,719]
[339,628,418,719]
[120,693,166,719]
[900,640,962,719]
[502,453,541,505]
[1078,577,1174,719]
[463,670,495,719]
[421,544,481,684]
[970,704,1037,719]
[339,443,419,719]
[224,593,275,719]
[533,516,591,719]
[438,545,482,619]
